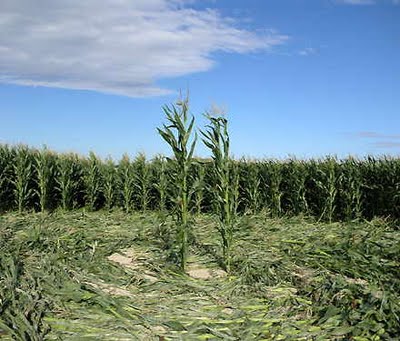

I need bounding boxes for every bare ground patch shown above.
[83,279,134,298]
[107,248,158,283]
[186,264,227,280]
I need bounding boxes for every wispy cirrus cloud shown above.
[373,141,400,148]
[338,0,375,4]
[350,131,400,149]
[336,0,400,5]
[353,131,400,139]
[0,0,288,97]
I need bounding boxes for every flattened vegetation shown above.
[0,211,399,340]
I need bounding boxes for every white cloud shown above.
[0,0,288,97]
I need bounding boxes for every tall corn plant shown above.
[157,97,196,271]
[56,153,80,210]
[83,152,103,211]
[362,156,381,219]
[242,159,261,213]
[231,160,240,218]
[118,154,135,213]
[315,156,341,223]
[12,146,34,213]
[393,158,400,220]
[374,157,399,219]
[153,155,168,211]
[0,145,14,212]
[192,161,206,215]
[283,159,308,216]
[102,157,117,211]
[201,114,236,272]
[340,157,363,220]
[260,160,283,217]
[33,148,54,212]
[133,153,151,211]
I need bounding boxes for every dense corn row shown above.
[0,144,398,221]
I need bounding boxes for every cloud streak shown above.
[373,141,400,148]
[338,0,375,4]
[336,0,400,5]
[353,131,400,139]
[0,0,288,97]
[350,131,400,149]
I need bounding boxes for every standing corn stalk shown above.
[243,159,261,214]
[316,156,341,223]
[134,153,151,211]
[153,155,168,212]
[268,161,283,217]
[157,96,196,271]
[102,157,117,211]
[201,114,236,272]
[83,152,103,211]
[12,146,33,213]
[34,147,54,212]
[340,157,363,220]
[283,159,308,216]
[0,145,14,212]
[118,154,135,213]
[56,153,80,210]
[192,161,206,215]
[231,160,240,218]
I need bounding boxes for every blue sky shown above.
[0,0,399,160]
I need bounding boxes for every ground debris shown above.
[83,279,133,298]
[107,248,159,283]
[107,253,135,268]
[186,265,227,280]
[2,211,399,341]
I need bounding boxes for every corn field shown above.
[0,144,398,221]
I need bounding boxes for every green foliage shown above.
[55,153,81,211]
[258,160,283,217]
[152,155,169,211]
[314,157,341,223]
[0,145,14,212]
[102,157,117,210]
[0,254,50,340]
[83,152,103,211]
[33,147,55,212]
[1,212,399,340]
[339,157,363,220]
[12,146,34,213]
[362,156,400,219]
[0,105,398,340]
[133,153,151,211]
[282,158,308,215]
[191,161,206,215]
[157,97,197,270]
[118,154,135,213]
[201,114,237,271]
[0,144,398,222]
[239,159,261,214]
